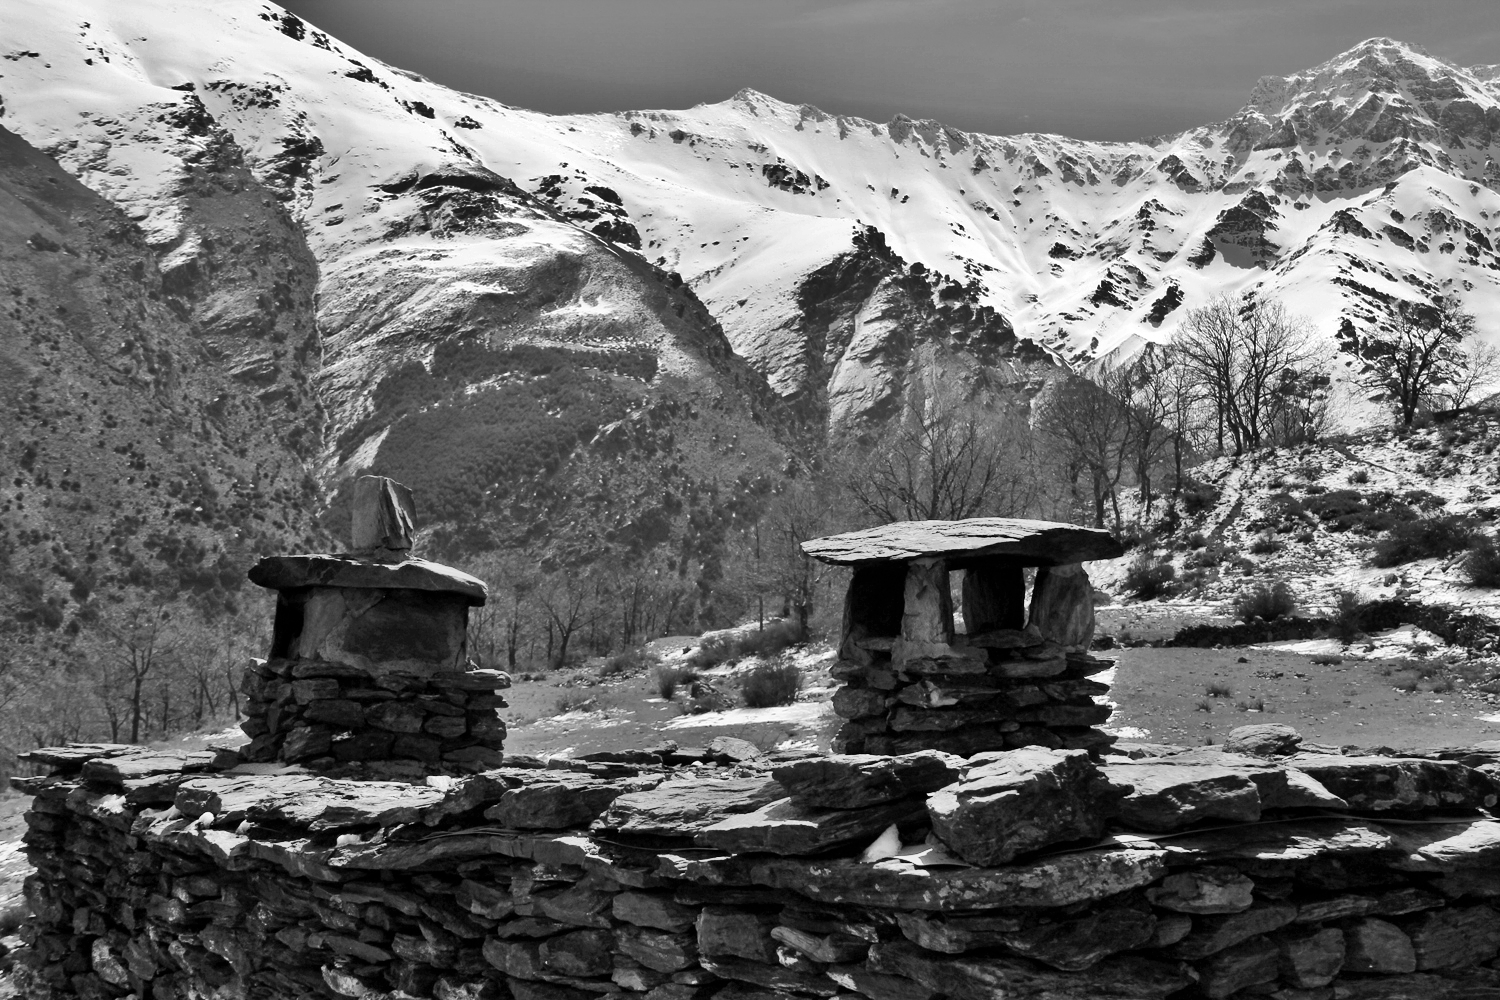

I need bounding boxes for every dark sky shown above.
[279,0,1500,142]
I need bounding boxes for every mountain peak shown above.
[1247,37,1491,122]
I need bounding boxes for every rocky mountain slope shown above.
[0,121,322,658]
[3,4,1500,562]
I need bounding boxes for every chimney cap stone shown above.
[801,517,1123,568]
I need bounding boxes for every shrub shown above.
[1185,531,1208,550]
[690,633,738,669]
[600,647,658,678]
[738,619,805,659]
[1248,533,1283,555]
[1124,555,1176,599]
[1333,590,1364,642]
[1235,581,1296,623]
[1467,535,1500,587]
[553,691,595,714]
[1205,682,1232,698]
[1348,468,1370,485]
[741,660,801,708]
[1179,480,1221,517]
[1371,516,1478,568]
[653,664,698,700]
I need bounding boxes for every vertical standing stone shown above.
[961,559,1026,633]
[901,559,953,645]
[1028,562,1095,649]
[351,475,416,559]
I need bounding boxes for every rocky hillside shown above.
[1092,410,1500,623]
[0,122,322,656]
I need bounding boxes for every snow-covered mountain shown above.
[4,2,1500,549]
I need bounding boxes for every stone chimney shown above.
[801,517,1123,757]
[240,476,507,775]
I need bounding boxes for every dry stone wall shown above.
[20,730,1500,1000]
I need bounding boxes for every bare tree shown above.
[537,567,601,668]
[845,392,1039,525]
[1430,337,1500,412]
[1175,295,1325,454]
[1338,294,1482,426]
[87,596,178,743]
[1038,374,1132,530]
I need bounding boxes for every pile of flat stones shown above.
[19,725,1500,1000]
[830,623,1117,758]
[239,658,510,776]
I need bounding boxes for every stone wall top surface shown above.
[248,554,488,605]
[802,518,1124,567]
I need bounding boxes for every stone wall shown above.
[19,732,1500,1000]
[239,658,509,776]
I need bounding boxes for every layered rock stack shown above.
[240,476,507,774]
[18,732,1500,1000]
[802,518,1124,757]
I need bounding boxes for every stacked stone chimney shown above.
[801,518,1123,757]
[239,476,508,775]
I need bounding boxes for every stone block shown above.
[1343,918,1416,974]
[926,748,1126,866]
[367,701,428,734]
[304,699,365,729]
[1104,761,1262,831]
[1223,724,1302,757]
[1168,902,1297,959]
[696,907,779,963]
[1197,935,1279,999]
[1275,927,1344,989]
[1404,904,1500,969]
[868,940,1193,1000]
[831,687,890,720]
[615,926,698,972]
[900,559,953,646]
[612,892,698,932]
[592,778,784,838]
[695,797,923,855]
[1146,867,1256,914]
[997,903,1157,971]
[1027,562,1095,649]
[773,751,963,809]
[1290,755,1496,812]
[538,929,613,978]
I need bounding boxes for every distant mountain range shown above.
[3,1,1500,618]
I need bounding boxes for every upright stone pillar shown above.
[901,558,954,645]
[1028,562,1095,650]
[241,476,506,775]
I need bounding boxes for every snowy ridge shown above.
[2,4,1500,445]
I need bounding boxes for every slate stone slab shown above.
[249,553,488,605]
[593,778,785,838]
[1290,755,1496,812]
[695,797,925,855]
[1275,926,1345,989]
[1344,918,1417,974]
[997,903,1157,971]
[1104,761,1262,831]
[1197,936,1279,999]
[927,748,1126,866]
[774,751,963,810]
[868,940,1192,1000]
[722,847,1168,911]
[1166,901,1297,959]
[1405,905,1500,969]
[484,774,634,830]
[801,517,1123,566]
[1145,867,1255,914]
